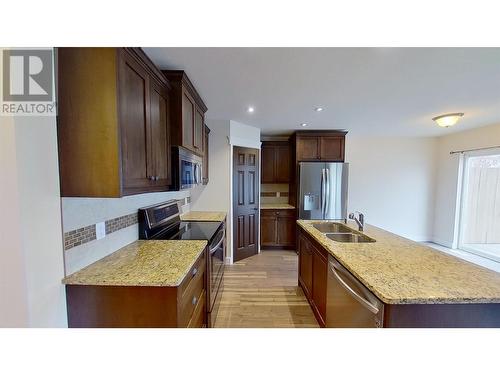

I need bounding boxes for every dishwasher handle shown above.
[330,262,380,315]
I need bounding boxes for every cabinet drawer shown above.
[178,250,206,299]
[187,290,206,328]
[178,268,205,327]
[260,209,295,217]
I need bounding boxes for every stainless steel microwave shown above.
[172,146,203,190]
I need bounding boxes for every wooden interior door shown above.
[233,147,260,262]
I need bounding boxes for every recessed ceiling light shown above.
[300,123,308,127]
[247,106,255,113]
[315,107,323,112]
[432,112,464,128]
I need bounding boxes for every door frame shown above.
[456,148,500,261]
[230,145,260,264]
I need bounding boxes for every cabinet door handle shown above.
[192,296,198,306]
[148,176,154,181]
[192,267,198,278]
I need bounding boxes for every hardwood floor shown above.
[214,250,319,328]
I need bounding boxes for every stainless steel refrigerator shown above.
[298,162,349,220]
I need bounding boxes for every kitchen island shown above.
[297,220,500,327]
[63,240,208,327]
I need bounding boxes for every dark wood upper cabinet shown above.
[202,125,210,185]
[261,146,276,183]
[261,141,291,183]
[295,131,346,162]
[57,47,172,197]
[162,70,207,156]
[118,51,152,191]
[296,137,320,161]
[149,80,171,189]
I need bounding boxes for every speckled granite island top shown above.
[180,211,226,222]
[260,204,295,210]
[62,240,207,287]
[297,220,500,305]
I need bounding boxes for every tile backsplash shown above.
[261,183,290,204]
[61,190,190,275]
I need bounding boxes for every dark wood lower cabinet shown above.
[66,250,207,328]
[298,235,313,298]
[298,229,327,326]
[260,209,296,249]
[312,248,327,325]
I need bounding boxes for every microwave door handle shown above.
[330,263,379,314]
[193,164,198,184]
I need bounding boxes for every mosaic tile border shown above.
[63,198,189,251]
[64,212,138,251]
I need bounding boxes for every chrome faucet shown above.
[349,211,365,231]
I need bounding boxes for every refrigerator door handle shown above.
[325,168,330,217]
[320,168,326,217]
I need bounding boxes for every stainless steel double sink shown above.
[312,222,376,243]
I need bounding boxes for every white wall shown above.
[433,123,500,248]
[0,113,67,327]
[0,115,29,327]
[190,120,261,263]
[345,136,437,241]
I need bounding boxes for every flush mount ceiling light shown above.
[432,113,464,128]
[315,107,323,112]
[247,106,255,113]
[300,123,308,127]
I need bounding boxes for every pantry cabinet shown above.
[261,141,291,183]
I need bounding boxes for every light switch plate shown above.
[96,222,106,240]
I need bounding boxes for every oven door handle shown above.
[209,231,225,254]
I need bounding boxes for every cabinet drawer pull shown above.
[192,267,198,278]
[192,296,197,306]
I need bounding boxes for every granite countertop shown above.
[260,203,295,210]
[297,220,500,305]
[62,240,207,287]
[180,211,227,222]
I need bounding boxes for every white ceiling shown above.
[144,48,500,137]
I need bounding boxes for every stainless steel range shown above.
[138,200,225,327]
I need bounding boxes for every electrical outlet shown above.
[96,222,106,240]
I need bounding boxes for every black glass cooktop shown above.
[153,221,222,241]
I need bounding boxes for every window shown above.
[458,150,500,262]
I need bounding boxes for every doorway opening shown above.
[458,150,500,262]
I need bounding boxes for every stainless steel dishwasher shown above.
[326,255,384,328]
